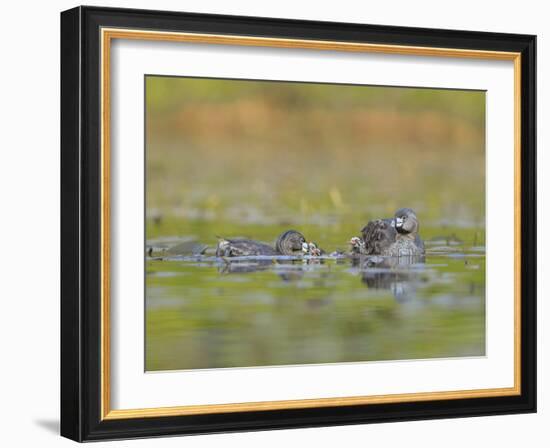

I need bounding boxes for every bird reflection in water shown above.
[217,256,325,280]
[216,254,425,304]
[351,254,425,302]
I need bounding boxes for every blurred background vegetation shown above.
[146,76,485,247]
[145,76,486,371]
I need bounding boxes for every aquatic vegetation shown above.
[146,230,485,371]
[144,76,486,371]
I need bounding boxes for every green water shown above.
[145,224,485,371]
[144,77,486,372]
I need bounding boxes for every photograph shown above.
[144,76,487,371]
[58,5,537,442]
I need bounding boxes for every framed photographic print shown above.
[60,6,536,442]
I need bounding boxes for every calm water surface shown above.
[144,80,487,372]
[145,230,485,371]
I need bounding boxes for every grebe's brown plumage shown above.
[352,208,425,257]
[216,230,321,257]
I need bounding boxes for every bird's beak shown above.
[395,217,403,228]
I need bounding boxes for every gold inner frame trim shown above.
[100,27,522,420]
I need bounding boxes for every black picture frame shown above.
[61,5,536,442]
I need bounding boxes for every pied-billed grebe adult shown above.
[391,207,425,256]
[216,230,320,257]
[353,208,425,257]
